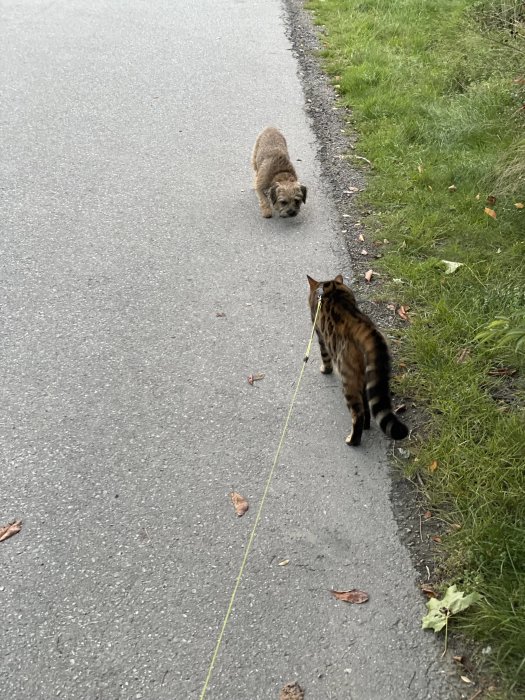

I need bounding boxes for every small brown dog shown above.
[251,127,307,218]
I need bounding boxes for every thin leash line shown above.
[199,297,322,700]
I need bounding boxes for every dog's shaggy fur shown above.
[251,127,307,218]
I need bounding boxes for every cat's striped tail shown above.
[361,326,409,441]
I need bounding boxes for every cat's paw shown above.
[345,431,361,447]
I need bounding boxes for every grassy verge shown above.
[306,0,525,694]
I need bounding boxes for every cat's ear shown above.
[269,184,278,205]
[300,185,307,203]
[307,275,319,291]
[334,274,344,284]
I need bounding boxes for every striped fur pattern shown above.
[307,274,408,447]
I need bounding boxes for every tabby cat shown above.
[307,274,408,447]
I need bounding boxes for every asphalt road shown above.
[1,1,460,698]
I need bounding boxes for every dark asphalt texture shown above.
[1,1,462,698]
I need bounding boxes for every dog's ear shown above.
[269,184,278,205]
[300,185,307,203]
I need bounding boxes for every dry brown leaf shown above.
[330,589,369,604]
[278,559,290,566]
[484,207,497,219]
[456,347,471,364]
[247,372,265,385]
[448,184,457,192]
[279,682,305,700]
[229,491,249,517]
[397,305,410,322]
[515,202,524,209]
[344,186,360,194]
[453,655,464,664]
[488,367,517,377]
[429,460,438,473]
[421,584,436,597]
[423,510,432,520]
[358,233,365,242]
[487,194,497,205]
[461,676,474,685]
[431,535,442,544]
[0,520,22,543]
[360,249,368,256]
[364,269,374,283]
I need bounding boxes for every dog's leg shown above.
[255,189,272,218]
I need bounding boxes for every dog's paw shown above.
[261,208,272,218]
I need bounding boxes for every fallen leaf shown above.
[247,372,265,385]
[456,347,471,363]
[429,460,438,473]
[364,269,374,283]
[358,233,365,242]
[488,367,517,377]
[422,585,480,633]
[330,589,369,604]
[343,186,360,194]
[450,523,462,531]
[448,184,457,192]
[431,535,442,544]
[475,193,480,200]
[423,510,432,520]
[418,164,423,174]
[279,682,305,700]
[360,249,368,256]
[421,584,436,597]
[515,202,524,209]
[0,520,22,543]
[484,207,497,219]
[394,403,406,414]
[216,311,226,318]
[453,655,464,664]
[441,260,464,274]
[278,559,290,567]
[461,676,474,684]
[229,491,249,517]
[383,238,390,244]
[487,194,496,205]
[397,305,410,322]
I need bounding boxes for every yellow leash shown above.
[198,297,322,699]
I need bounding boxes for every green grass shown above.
[307,0,525,694]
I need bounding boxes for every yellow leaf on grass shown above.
[429,460,438,473]
[515,202,524,209]
[484,207,497,219]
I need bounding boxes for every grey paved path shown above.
[1,1,460,698]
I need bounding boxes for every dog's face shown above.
[269,182,307,218]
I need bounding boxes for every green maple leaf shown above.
[422,585,480,633]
